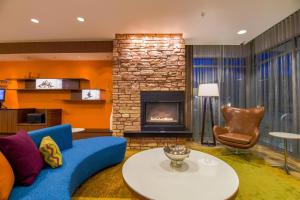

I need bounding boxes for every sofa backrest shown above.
[29,124,73,151]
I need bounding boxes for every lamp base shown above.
[200,97,216,147]
[201,141,216,147]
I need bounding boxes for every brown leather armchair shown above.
[213,106,265,149]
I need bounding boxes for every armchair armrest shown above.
[248,128,260,148]
[213,125,229,136]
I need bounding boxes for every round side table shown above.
[72,128,86,133]
[269,132,300,174]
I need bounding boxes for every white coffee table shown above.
[269,132,300,174]
[122,148,239,200]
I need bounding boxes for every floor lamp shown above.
[198,83,219,146]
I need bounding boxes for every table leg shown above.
[270,139,297,175]
[283,139,290,175]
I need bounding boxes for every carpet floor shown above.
[72,145,300,200]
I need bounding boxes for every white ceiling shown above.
[0,0,299,45]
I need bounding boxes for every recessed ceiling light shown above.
[77,17,85,22]
[237,29,247,35]
[30,18,39,24]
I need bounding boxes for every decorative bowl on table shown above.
[163,145,190,168]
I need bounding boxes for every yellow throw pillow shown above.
[39,136,62,168]
[0,152,15,200]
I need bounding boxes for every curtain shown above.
[253,10,300,53]
[249,40,298,154]
[248,10,300,157]
[192,45,250,141]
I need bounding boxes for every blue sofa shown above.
[9,124,127,200]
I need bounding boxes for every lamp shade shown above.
[198,83,219,97]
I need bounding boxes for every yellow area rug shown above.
[72,146,300,200]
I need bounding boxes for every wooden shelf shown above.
[63,99,106,103]
[71,88,106,91]
[17,123,47,126]
[13,88,80,91]
[6,88,106,92]
[6,78,89,81]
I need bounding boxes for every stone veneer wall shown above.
[112,34,185,137]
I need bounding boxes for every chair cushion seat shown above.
[219,133,252,144]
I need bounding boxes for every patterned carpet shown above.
[72,145,300,200]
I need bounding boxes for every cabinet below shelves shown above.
[0,109,62,134]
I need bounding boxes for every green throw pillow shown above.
[39,136,62,168]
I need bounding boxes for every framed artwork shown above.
[36,79,63,89]
[82,89,101,100]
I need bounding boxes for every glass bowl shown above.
[163,145,190,168]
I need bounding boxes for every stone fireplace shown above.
[141,91,185,131]
[112,33,191,149]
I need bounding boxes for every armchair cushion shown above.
[219,133,252,145]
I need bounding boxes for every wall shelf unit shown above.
[6,78,89,81]
[5,78,107,104]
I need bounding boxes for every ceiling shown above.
[0,0,299,45]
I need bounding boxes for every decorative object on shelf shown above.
[198,83,219,146]
[36,79,63,89]
[26,112,45,124]
[163,145,190,168]
[0,80,9,89]
[82,89,100,100]
[66,89,105,103]
[27,72,40,79]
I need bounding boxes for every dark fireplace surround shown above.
[141,91,185,131]
[124,90,192,137]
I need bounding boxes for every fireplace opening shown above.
[146,102,179,123]
[141,91,185,131]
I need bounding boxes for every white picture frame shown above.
[36,79,63,89]
[82,89,101,100]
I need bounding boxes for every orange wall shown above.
[0,60,113,129]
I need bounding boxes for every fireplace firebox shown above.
[141,91,185,131]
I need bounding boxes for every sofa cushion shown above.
[0,152,15,200]
[0,130,44,185]
[219,133,252,144]
[39,136,63,168]
[10,136,127,200]
[30,124,73,151]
